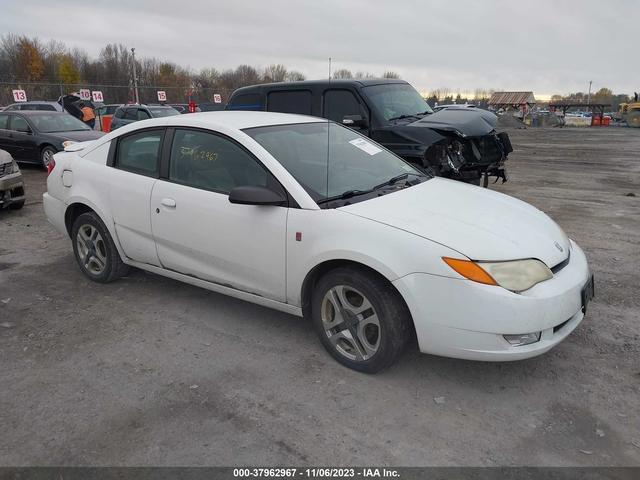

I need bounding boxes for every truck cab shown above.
[226,79,511,185]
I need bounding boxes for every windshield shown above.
[363,83,433,121]
[29,114,90,132]
[149,107,180,117]
[244,122,427,205]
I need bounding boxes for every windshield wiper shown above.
[317,173,427,206]
[388,111,431,122]
[316,189,373,205]
[388,114,422,122]
[372,172,425,190]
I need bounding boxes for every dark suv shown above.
[226,79,511,185]
[110,104,180,130]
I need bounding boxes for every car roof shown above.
[1,110,68,116]
[105,110,320,133]
[170,111,322,129]
[8,101,60,105]
[84,111,326,158]
[232,78,408,95]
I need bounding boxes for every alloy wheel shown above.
[42,148,55,168]
[321,285,381,362]
[76,224,107,275]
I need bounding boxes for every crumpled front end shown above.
[423,130,512,185]
[404,108,513,185]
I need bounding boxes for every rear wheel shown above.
[311,267,412,373]
[40,146,57,169]
[71,212,129,283]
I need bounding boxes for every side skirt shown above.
[125,259,303,317]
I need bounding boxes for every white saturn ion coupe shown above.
[43,111,594,373]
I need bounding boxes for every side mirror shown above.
[228,185,286,206]
[342,114,368,129]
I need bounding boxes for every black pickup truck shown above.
[226,79,511,186]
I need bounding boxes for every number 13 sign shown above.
[12,90,27,102]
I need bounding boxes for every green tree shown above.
[58,55,80,84]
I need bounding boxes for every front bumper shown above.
[0,172,25,208]
[393,240,591,361]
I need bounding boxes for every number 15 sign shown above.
[12,90,27,102]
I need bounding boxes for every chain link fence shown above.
[0,82,232,108]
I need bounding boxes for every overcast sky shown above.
[2,0,637,98]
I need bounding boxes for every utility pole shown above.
[131,47,140,104]
[587,80,592,106]
[328,57,332,80]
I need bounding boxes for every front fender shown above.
[286,208,461,306]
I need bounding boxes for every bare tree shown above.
[332,68,353,79]
[263,64,287,83]
[382,71,400,79]
[286,70,305,82]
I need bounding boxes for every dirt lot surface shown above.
[1,127,639,466]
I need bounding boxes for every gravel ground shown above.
[0,127,639,466]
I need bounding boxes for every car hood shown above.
[340,178,570,268]
[409,108,498,137]
[46,130,105,142]
[0,149,13,165]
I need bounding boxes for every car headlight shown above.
[443,257,553,293]
[11,160,20,174]
[62,140,76,148]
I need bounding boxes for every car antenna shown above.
[326,57,332,203]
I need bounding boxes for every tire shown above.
[41,146,57,169]
[71,211,129,283]
[9,200,25,210]
[311,267,412,373]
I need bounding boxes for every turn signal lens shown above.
[442,257,497,286]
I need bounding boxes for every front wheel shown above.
[71,212,129,283]
[311,267,412,373]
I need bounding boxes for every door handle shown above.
[160,198,176,208]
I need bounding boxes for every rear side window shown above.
[116,130,162,176]
[227,93,262,111]
[123,109,138,120]
[10,116,30,132]
[114,108,124,118]
[137,109,151,120]
[267,90,312,115]
[323,90,365,122]
[0,114,8,129]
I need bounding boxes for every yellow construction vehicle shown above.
[620,93,640,127]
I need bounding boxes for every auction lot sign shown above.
[78,89,91,101]
[92,90,104,103]
[157,90,167,102]
[12,89,27,102]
